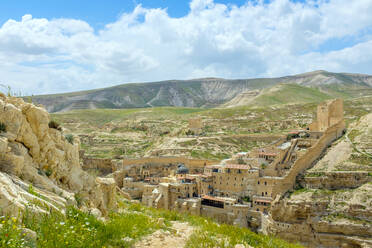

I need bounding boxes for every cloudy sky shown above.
[1,0,372,95]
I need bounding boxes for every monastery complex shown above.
[91,99,346,231]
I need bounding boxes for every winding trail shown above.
[134,221,194,248]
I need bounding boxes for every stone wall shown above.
[271,120,346,197]
[201,205,232,223]
[302,171,370,190]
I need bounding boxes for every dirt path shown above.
[134,221,194,248]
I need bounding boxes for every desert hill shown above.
[30,70,372,112]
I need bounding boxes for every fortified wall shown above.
[270,119,345,197]
[121,157,219,173]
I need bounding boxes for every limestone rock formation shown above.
[0,94,114,216]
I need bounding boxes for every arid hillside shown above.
[51,96,372,162]
[31,70,372,112]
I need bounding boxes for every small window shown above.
[264,181,267,185]
[258,181,260,185]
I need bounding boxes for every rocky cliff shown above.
[267,113,372,248]
[0,93,115,217]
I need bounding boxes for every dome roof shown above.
[176,163,189,174]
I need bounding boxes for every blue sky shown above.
[0,0,371,95]
[0,0,256,28]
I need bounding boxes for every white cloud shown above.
[0,0,372,95]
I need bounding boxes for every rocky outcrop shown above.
[0,94,115,216]
[302,171,369,190]
[269,186,372,248]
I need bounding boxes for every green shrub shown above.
[65,134,74,144]
[48,120,62,131]
[44,169,52,177]
[0,122,6,133]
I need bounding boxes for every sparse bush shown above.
[237,157,245,165]
[48,120,62,131]
[0,122,6,133]
[44,169,52,177]
[186,129,195,136]
[65,134,74,144]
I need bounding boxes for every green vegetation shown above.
[190,150,230,160]
[348,129,361,142]
[50,95,372,160]
[0,122,6,133]
[52,107,204,126]
[349,153,372,166]
[323,212,371,225]
[305,172,325,177]
[28,184,40,198]
[247,84,332,107]
[0,200,302,248]
[291,188,313,195]
[186,218,302,248]
[65,134,74,144]
[0,216,34,248]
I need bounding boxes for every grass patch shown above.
[3,206,165,248]
[291,188,313,195]
[305,172,325,177]
[185,215,303,248]
[1,200,302,248]
[190,150,229,160]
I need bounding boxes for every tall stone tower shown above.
[309,99,344,132]
[188,117,203,135]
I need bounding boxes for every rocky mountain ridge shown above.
[30,70,372,112]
